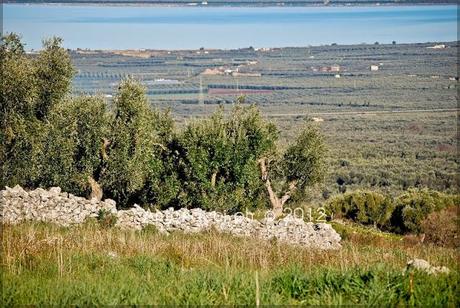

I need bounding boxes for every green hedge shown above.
[327,189,459,234]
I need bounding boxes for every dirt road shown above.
[267,108,459,118]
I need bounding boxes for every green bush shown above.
[328,188,459,235]
[96,209,118,229]
[389,188,458,234]
[327,190,394,228]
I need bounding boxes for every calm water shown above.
[3,4,458,50]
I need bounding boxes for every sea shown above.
[3,4,458,50]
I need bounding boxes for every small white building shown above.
[370,65,379,71]
[427,44,446,49]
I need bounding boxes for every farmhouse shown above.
[321,65,341,72]
[313,65,341,72]
[202,68,223,75]
[427,44,446,49]
[370,65,379,71]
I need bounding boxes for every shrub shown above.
[329,188,459,236]
[97,209,118,228]
[421,206,459,248]
[389,188,457,234]
[326,190,394,228]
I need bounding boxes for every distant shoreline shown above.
[4,2,458,8]
[44,41,456,53]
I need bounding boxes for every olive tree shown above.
[1,34,74,188]
[34,37,74,120]
[171,104,277,212]
[258,124,326,216]
[40,96,109,197]
[0,34,36,126]
[100,78,167,207]
[1,34,41,187]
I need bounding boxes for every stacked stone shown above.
[115,207,341,249]
[1,185,116,226]
[1,186,341,249]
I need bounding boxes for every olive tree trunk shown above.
[258,158,296,217]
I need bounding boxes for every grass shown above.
[2,221,459,305]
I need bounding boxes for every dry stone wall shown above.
[1,186,341,250]
[1,186,117,226]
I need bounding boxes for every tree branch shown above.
[258,158,282,214]
[153,142,167,151]
[280,180,297,206]
[211,171,217,187]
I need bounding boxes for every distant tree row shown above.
[1,34,326,215]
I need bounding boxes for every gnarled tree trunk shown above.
[88,176,103,201]
[258,158,296,217]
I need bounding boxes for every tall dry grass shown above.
[2,221,459,305]
[2,220,458,276]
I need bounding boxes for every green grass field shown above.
[2,221,458,305]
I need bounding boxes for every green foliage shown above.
[33,37,74,120]
[96,209,118,229]
[0,34,36,123]
[169,104,278,212]
[327,190,394,228]
[100,78,166,207]
[1,34,72,187]
[281,124,326,188]
[389,188,458,234]
[0,116,46,187]
[327,188,459,234]
[40,96,109,195]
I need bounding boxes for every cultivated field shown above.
[2,34,459,305]
[71,42,459,202]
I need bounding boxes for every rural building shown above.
[330,65,341,72]
[315,65,341,72]
[202,68,223,75]
[312,117,324,122]
[370,65,379,71]
[427,44,446,49]
[224,68,236,75]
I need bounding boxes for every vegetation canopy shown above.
[1,35,327,213]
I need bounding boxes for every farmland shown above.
[2,29,459,305]
[70,42,459,203]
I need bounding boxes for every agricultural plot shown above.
[71,42,459,202]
